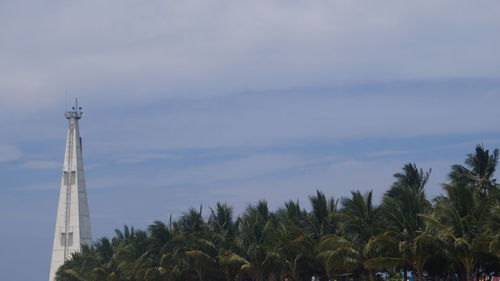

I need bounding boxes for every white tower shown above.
[49,100,92,281]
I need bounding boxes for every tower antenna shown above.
[64,98,82,119]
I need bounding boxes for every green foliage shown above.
[56,146,500,281]
[387,273,404,281]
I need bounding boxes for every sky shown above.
[1,0,500,280]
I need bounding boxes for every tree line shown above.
[56,145,500,281]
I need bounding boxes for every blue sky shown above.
[1,1,500,280]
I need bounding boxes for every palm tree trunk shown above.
[462,257,475,281]
[465,266,473,281]
[415,263,424,281]
[195,267,205,281]
[416,269,423,281]
[326,272,334,281]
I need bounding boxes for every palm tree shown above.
[375,163,433,281]
[486,202,500,256]
[56,239,122,281]
[449,145,499,195]
[90,237,122,281]
[238,201,280,281]
[278,200,307,225]
[208,202,239,249]
[340,190,381,244]
[307,190,339,240]
[175,207,206,236]
[184,244,217,281]
[55,245,99,281]
[148,220,172,249]
[157,251,188,281]
[316,235,359,281]
[423,183,493,281]
[113,228,151,280]
[170,207,216,281]
[317,190,382,281]
[276,201,313,281]
[208,202,246,281]
[393,163,431,192]
[218,250,248,281]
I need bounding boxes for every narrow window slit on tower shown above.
[63,171,76,185]
[60,232,73,246]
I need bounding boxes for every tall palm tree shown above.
[148,220,172,249]
[56,239,123,281]
[375,164,433,281]
[341,190,381,243]
[113,229,151,280]
[146,219,173,270]
[208,202,239,249]
[217,249,248,281]
[317,190,382,281]
[208,202,247,281]
[486,202,500,256]
[307,190,339,240]
[423,183,493,281]
[175,207,206,236]
[157,251,188,281]
[238,201,280,281]
[55,245,99,281]
[393,163,431,192]
[449,145,499,195]
[170,207,216,281]
[278,200,307,225]
[90,238,121,281]
[276,200,313,281]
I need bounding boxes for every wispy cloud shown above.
[86,175,148,190]
[1,1,500,110]
[117,153,176,164]
[80,88,500,154]
[157,154,299,186]
[19,182,59,191]
[18,160,60,169]
[0,143,21,162]
[448,138,500,150]
[367,150,408,158]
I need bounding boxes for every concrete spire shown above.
[49,100,92,281]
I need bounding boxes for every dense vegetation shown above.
[56,145,500,281]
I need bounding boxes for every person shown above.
[312,275,316,281]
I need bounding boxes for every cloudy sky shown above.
[1,0,500,280]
